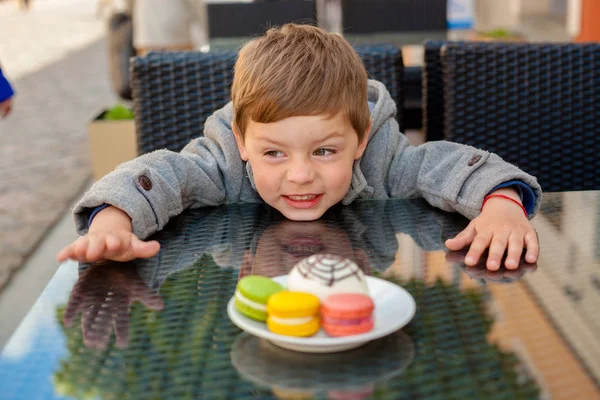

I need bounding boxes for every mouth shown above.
[281,243,327,257]
[283,194,323,209]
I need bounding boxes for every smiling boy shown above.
[58,24,542,271]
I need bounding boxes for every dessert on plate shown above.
[321,293,375,337]
[234,275,284,321]
[267,291,321,337]
[287,254,369,300]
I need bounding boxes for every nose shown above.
[286,159,315,184]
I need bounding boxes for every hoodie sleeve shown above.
[362,80,542,221]
[73,103,258,239]
[384,129,542,220]
[0,65,14,103]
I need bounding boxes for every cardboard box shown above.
[88,110,137,181]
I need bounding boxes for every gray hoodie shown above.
[74,80,542,239]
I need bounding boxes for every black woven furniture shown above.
[131,51,238,155]
[422,40,446,141]
[131,44,404,155]
[441,42,600,192]
[355,44,404,131]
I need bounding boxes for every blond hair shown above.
[231,24,370,140]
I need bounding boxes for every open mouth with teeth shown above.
[283,194,324,209]
[286,194,318,201]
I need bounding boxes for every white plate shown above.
[227,275,416,353]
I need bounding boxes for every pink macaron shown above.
[321,293,374,337]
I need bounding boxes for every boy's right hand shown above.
[57,205,160,263]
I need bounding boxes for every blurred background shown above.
[0,0,596,346]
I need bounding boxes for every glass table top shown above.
[1,192,599,399]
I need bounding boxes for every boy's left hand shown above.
[445,188,539,270]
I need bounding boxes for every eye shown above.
[264,150,285,158]
[313,148,336,157]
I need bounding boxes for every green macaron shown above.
[234,275,284,321]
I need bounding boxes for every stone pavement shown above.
[0,0,117,288]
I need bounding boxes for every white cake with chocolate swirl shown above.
[287,254,369,300]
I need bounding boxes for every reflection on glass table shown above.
[63,263,164,350]
[230,330,414,399]
[446,249,538,284]
[1,193,599,400]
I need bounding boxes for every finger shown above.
[464,267,489,279]
[465,232,493,267]
[445,249,469,263]
[502,269,525,281]
[104,234,121,253]
[57,243,76,262]
[524,231,539,263]
[504,233,524,270]
[83,323,110,350]
[63,294,86,327]
[103,234,130,261]
[85,235,107,262]
[130,237,161,260]
[87,292,117,350]
[81,305,108,350]
[523,262,538,272]
[486,233,510,271]
[113,300,130,349]
[134,283,165,311]
[445,223,476,250]
[73,237,91,262]
[479,271,505,283]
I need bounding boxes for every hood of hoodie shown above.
[339,79,398,204]
[367,79,398,141]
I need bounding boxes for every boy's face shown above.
[239,219,370,278]
[234,112,369,221]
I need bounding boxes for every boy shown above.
[58,24,541,271]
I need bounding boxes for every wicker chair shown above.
[131,44,404,155]
[355,44,404,132]
[424,41,600,191]
[131,51,237,155]
[422,40,446,141]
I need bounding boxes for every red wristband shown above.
[482,194,528,218]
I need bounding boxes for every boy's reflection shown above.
[239,218,371,278]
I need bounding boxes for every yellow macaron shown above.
[267,291,321,337]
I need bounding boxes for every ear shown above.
[354,120,371,160]
[232,121,249,161]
